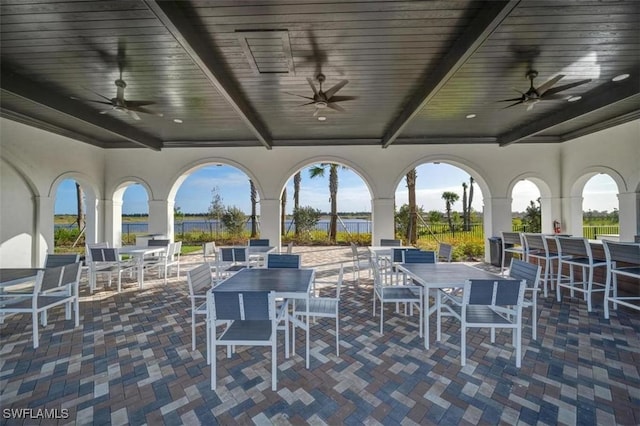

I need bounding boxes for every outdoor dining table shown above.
[211,267,315,368]
[395,262,500,349]
[118,246,167,288]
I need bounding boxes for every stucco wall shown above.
[1,116,638,267]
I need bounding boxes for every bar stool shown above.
[602,240,640,319]
[555,236,607,312]
[522,233,565,297]
[501,232,526,276]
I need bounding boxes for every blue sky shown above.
[54,164,618,215]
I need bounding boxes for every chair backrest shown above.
[90,247,119,263]
[603,240,640,265]
[522,233,545,252]
[286,242,294,254]
[403,250,436,264]
[437,243,453,262]
[502,232,523,246]
[172,241,182,259]
[335,265,344,300]
[350,242,359,257]
[40,262,81,293]
[392,248,417,263]
[266,254,301,269]
[508,259,542,291]
[187,263,214,296]
[165,242,177,259]
[464,279,525,307]
[380,239,402,247]
[85,242,109,262]
[148,239,170,247]
[555,236,590,258]
[220,247,248,263]
[44,253,80,268]
[209,291,274,321]
[249,239,270,247]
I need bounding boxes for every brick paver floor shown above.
[1,246,638,425]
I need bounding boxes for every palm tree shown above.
[442,191,459,232]
[405,169,417,244]
[309,163,341,243]
[281,187,287,236]
[250,179,258,237]
[462,182,468,231]
[293,171,301,236]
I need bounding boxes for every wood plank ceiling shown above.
[1,0,639,150]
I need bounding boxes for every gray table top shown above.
[213,268,314,294]
[396,263,499,288]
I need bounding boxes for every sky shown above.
[54,164,619,215]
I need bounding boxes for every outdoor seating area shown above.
[1,245,638,424]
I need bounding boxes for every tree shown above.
[249,179,258,237]
[309,163,343,243]
[462,182,468,231]
[442,191,459,232]
[75,182,85,232]
[406,169,417,244]
[207,186,225,235]
[292,206,321,237]
[522,198,541,232]
[293,171,301,236]
[395,203,427,239]
[174,206,184,223]
[221,206,246,237]
[281,187,287,236]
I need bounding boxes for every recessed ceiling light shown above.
[568,96,582,102]
[317,116,327,121]
[612,73,630,82]
[466,114,476,119]
[173,118,183,123]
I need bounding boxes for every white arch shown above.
[48,171,100,200]
[110,176,154,202]
[167,157,264,202]
[279,155,376,200]
[569,166,628,197]
[507,172,552,200]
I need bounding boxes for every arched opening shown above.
[53,178,87,252]
[120,183,150,245]
[582,173,619,240]
[394,162,484,260]
[171,163,258,246]
[281,161,373,245]
[511,180,542,233]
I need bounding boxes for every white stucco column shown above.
[562,196,584,237]
[149,200,174,242]
[104,199,122,247]
[34,195,54,266]
[84,192,99,245]
[259,199,281,250]
[540,196,563,234]
[484,197,511,262]
[372,198,395,245]
[618,192,639,241]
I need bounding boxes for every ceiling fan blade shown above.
[543,79,591,97]
[501,100,523,109]
[313,107,321,117]
[284,91,314,101]
[72,97,114,106]
[499,97,524,102]
[536,74,564,95]
[328,95,358,102]
[327,102,345,112]
[306,78,318,96]
[297,101,316,107]
[127,106,163,117]
[125,100,156,107]
[99,109,111,114]
[526,102,536,111]
[78,87,113,103]
[539,93,568,101]
[324,79,348,98]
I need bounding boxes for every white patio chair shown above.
[441,278,526,367]
[207,290,279,391]
[0,263,82,349]
[349,243,370,285]
[501,232,526,275]
[437,242,453,263]
[555,236,607,312]
[85,242,110,292]
[508,259,542,340]
[44,253,80,268]
[372,261,423,336]
[266,253,301,269]
[380,239,403,247]
[216,247,249,282]
[292,264,343,356]
[202,241,217,270]
[89,247,137,292]
[187,263,215,355]
[603,240,640,319]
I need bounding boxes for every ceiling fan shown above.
[285,73,357,116]
[72,79,162,121]
[500,70,591,110]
